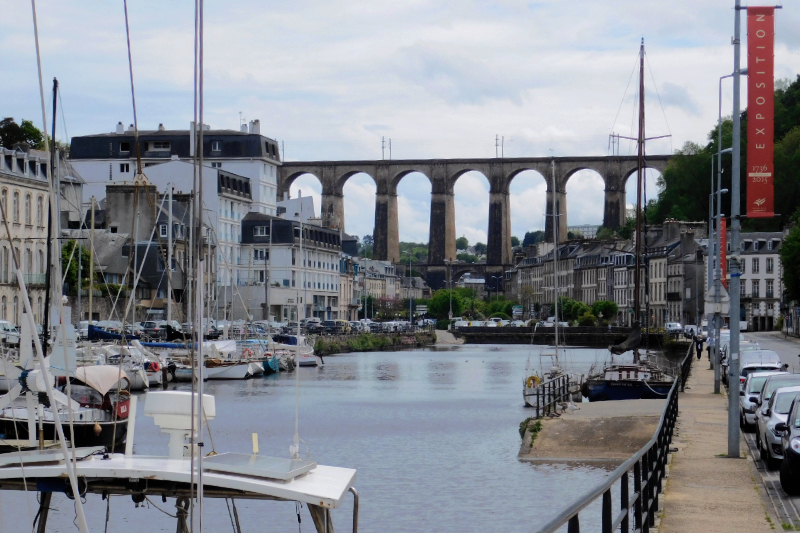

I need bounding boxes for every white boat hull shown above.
[205,362,253,380]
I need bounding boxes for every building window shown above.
[120,163,130,173]
[0,190,6,222]
[12,296,18,324]
[1,296,6,321]
[12,192,19,223]
[741,259,746,274]
[766,258,774,274]
[754,241,760,251]
[211,141,222,151]
[38,250,44,273]
[24,194,31,225]
[150,141,170,151]
[768,240,774,251]
[752,280,760,298]
[752,258,760,274]
[253,226,269,237]
[767,279,774,298]
[37,297,42,323]
[120,142,131,152]
[36,196,43,226]
[211,162,221,168]
[160,224,168,238]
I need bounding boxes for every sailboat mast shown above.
[633,39,645,327]
[551,160,559,360]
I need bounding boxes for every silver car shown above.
[757,385,800,469]
[756,374,800,465]
[741,371,788,429]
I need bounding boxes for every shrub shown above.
[577,312,597,327]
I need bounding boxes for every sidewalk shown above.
[658,351,773,532]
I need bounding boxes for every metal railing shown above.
[530,374,572,419]
[534,346,693,533]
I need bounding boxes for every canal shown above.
[0,344,677,532]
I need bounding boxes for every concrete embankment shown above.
[457,326,691,351]
[518,399,665,465]
[313,332,435,356]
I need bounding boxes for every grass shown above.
[519,417,543,443]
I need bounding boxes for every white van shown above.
[0,321,20,345]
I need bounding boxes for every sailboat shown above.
[581,39,674,402]
[523,161,582,407]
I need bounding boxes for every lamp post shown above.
[403,251,413,325]
[492,275,502,303]
[444,259,454,320]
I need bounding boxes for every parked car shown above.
[77,320,97,339]
[741,371,788,430]
[95,320,123,335]
[665,322,684,335]
[755,374,800,465]
[683,324,700,339]
[721,349,782,387]
[141,320,166,339]
[509,320,527,327]
[756,385,800,469]
[0,321,19,345]
[777,395,800,494]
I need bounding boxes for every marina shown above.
[0,344,677,532]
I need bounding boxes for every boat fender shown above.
[242,348,253,358]
[526,375,541,389]
[149,361,161,372]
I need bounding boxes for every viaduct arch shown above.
[278,155,670,281]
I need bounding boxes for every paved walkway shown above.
[658,351,773,533]
[434,330,463,345]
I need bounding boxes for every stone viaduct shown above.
[278,155,669,269]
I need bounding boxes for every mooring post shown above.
[35,492,52,533]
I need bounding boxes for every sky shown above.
[3,1,800,245]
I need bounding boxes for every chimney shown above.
[248,120,254,133]
[116,122,124,134]
[240,124,248,133]
[251,119,260,135]
[283,192,289,201]
[203,124,210,131]
[127,124,135,131]
[158,123,165,131]
[189,121,196,157]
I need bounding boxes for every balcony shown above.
[23,273,46,286]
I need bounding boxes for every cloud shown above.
[656,82,700,115]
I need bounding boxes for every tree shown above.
[360,234,374,258]
[456,253,477,263]
[591,300,619,322]
[61,240,91,293]
[0,118,45,149]
[511,236,520,247]
[456,236,469,250]
[473,242,487,255]
[780,211,800,302]
[428,289,463,320]
[522,231,545,247]
[596,226,614,240]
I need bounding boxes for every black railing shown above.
[534,345,693,533]
[529,374,571,419]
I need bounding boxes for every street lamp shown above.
[403,251,413,324]
[444,259,454,320]
[492,275,502,302]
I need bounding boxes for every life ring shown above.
[526,375,541,389]
[242,348,253,358]
[149,361,161,373]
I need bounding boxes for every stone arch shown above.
[451,170,491,263]
[389,168,432,193]
[507,169,549,248]
[564,168,606,236]
[394,172,432,249]
[335,168,377,195]
[622,165,666,223]
[280,170,321,198]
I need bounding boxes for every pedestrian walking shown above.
[695,335,704,360]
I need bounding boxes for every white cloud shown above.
[5,1,800,242]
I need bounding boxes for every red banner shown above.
[720,218,727,289]
[746,7,775,218]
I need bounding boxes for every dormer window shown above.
[211,141,221,152]
[753,241,759,251]
[120,142,131,152]
[768,240,774,251]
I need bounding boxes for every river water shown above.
[0,344,676,532]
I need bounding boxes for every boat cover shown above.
[88,325,140,342]
[75,366,130,396]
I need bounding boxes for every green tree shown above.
[577,312,597,327]
[61,240,91,293]
[428,289,463,320]
[511,236,520,247]
[781,212,800,302]
[591,300,618,322]
[596,226,614,240]
[522,231,545,247]
[456,253,477,263]
[473,242,487,255]
[456,236,469,250]
[0,118,45,149]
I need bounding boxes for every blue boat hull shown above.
[582,379,672,401]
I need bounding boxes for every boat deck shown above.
[0,450,357,508]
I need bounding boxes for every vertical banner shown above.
[720,218,728,289]
[746,7,775,218]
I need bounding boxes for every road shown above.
[739,331,800,528]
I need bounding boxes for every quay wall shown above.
[455,327,691,352]
[313,332,436,356]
